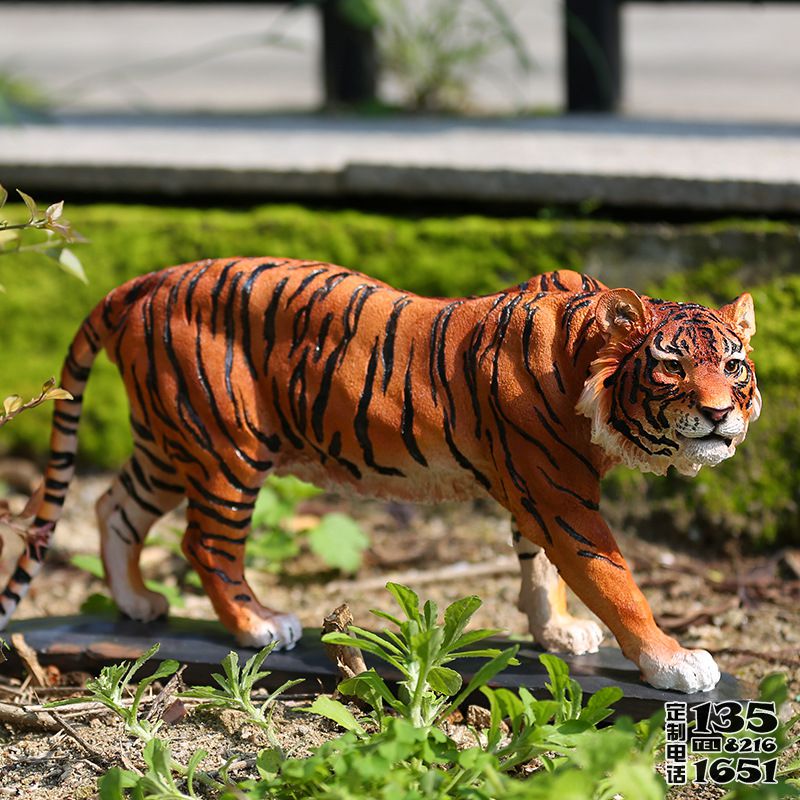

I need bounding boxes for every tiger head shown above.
[576,289,760,477]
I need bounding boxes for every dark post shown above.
[321,0,378,107]
[564,0,621,112]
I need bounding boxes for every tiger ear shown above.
[595,289,650,342]
[718,293,755,347]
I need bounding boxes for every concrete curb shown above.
[5,161,800,213]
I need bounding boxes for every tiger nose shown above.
[700,404,733,423]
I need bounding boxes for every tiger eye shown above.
[662,359,683,375]
[724,359,743,376]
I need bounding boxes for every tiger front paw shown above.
[639,647,720,693]
[235,612,303,651]
[533,615,604,655]
[116,589,170,623]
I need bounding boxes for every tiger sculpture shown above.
[0,259,759,693]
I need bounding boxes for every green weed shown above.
[181,644,302,749]
[47,642,178,742]
[318,582,518,729]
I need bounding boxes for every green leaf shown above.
[580,685,623,725]
[321,631,404,672]
[368,608,403,627]
[70,552,105,579]
[252,484,293,529]
[3,395,22,416]
[247,528,300,567]
[16,189,38,221]
[0,183,7,209]
[58,248,88,283]
[185,748,207,796]
[340,0,382,28]
[339,669,403,713]
[760,672,789,709]
[451,628,504,651]
[269,474,322,503]
[308,513,368,572]
[304,695,365,734]
[442,595,482,650]
[427,666,462,696]
[0,229,20,251]
[386,582,421,622]
[438,645,519,723]
[80,592,118,615]
[98,766,140,799]
[256,747,282,780]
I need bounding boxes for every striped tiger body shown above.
[0,260,759,693]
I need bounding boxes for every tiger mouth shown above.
[678,433,733,448]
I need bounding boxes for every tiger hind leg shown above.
[182,481,302,650]
[513,522,604,655]
[97,449,185,623]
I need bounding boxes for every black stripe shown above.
[400,343,428,466]
[520,497,552,544]
[555,516,596,548]
[133,442,177,474]
[381,296,410,393]
[184,260,213,323]
[188,522,247,545]
[150,476,185,495]
[209,261,236,334]
[288,346,311,439]
[194,311,274,474]
[443,414,490,490]
[313,312,334,363]
[272,377,305,450]
[186,475,256,511]
[552,362,565,394]
[52,420,77,436]
[533,408,600,480]
[286,267,327,307]
[3,587,21,603]
[188,544,242,584]
[577,550,624,569]
[129,456,152,493]
[119,471,164,518]
[241,402,281,452]
[113,506,143,544]
[187,499,252,530]
[223,271,246,429]
[328,432,363,479]
[551,271,570,291]
[537,467,599,511]
[262,276,289,374]
[354,338,404,477]
[200,542,236,562]
[11,566,32,585]
[240,262,280,380]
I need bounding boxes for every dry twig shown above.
[323,604,366,681]
[11,633,51,688]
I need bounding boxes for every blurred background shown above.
[1,1,800,690]
[2,1,800,119]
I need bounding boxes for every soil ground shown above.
[0,468,798,798]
